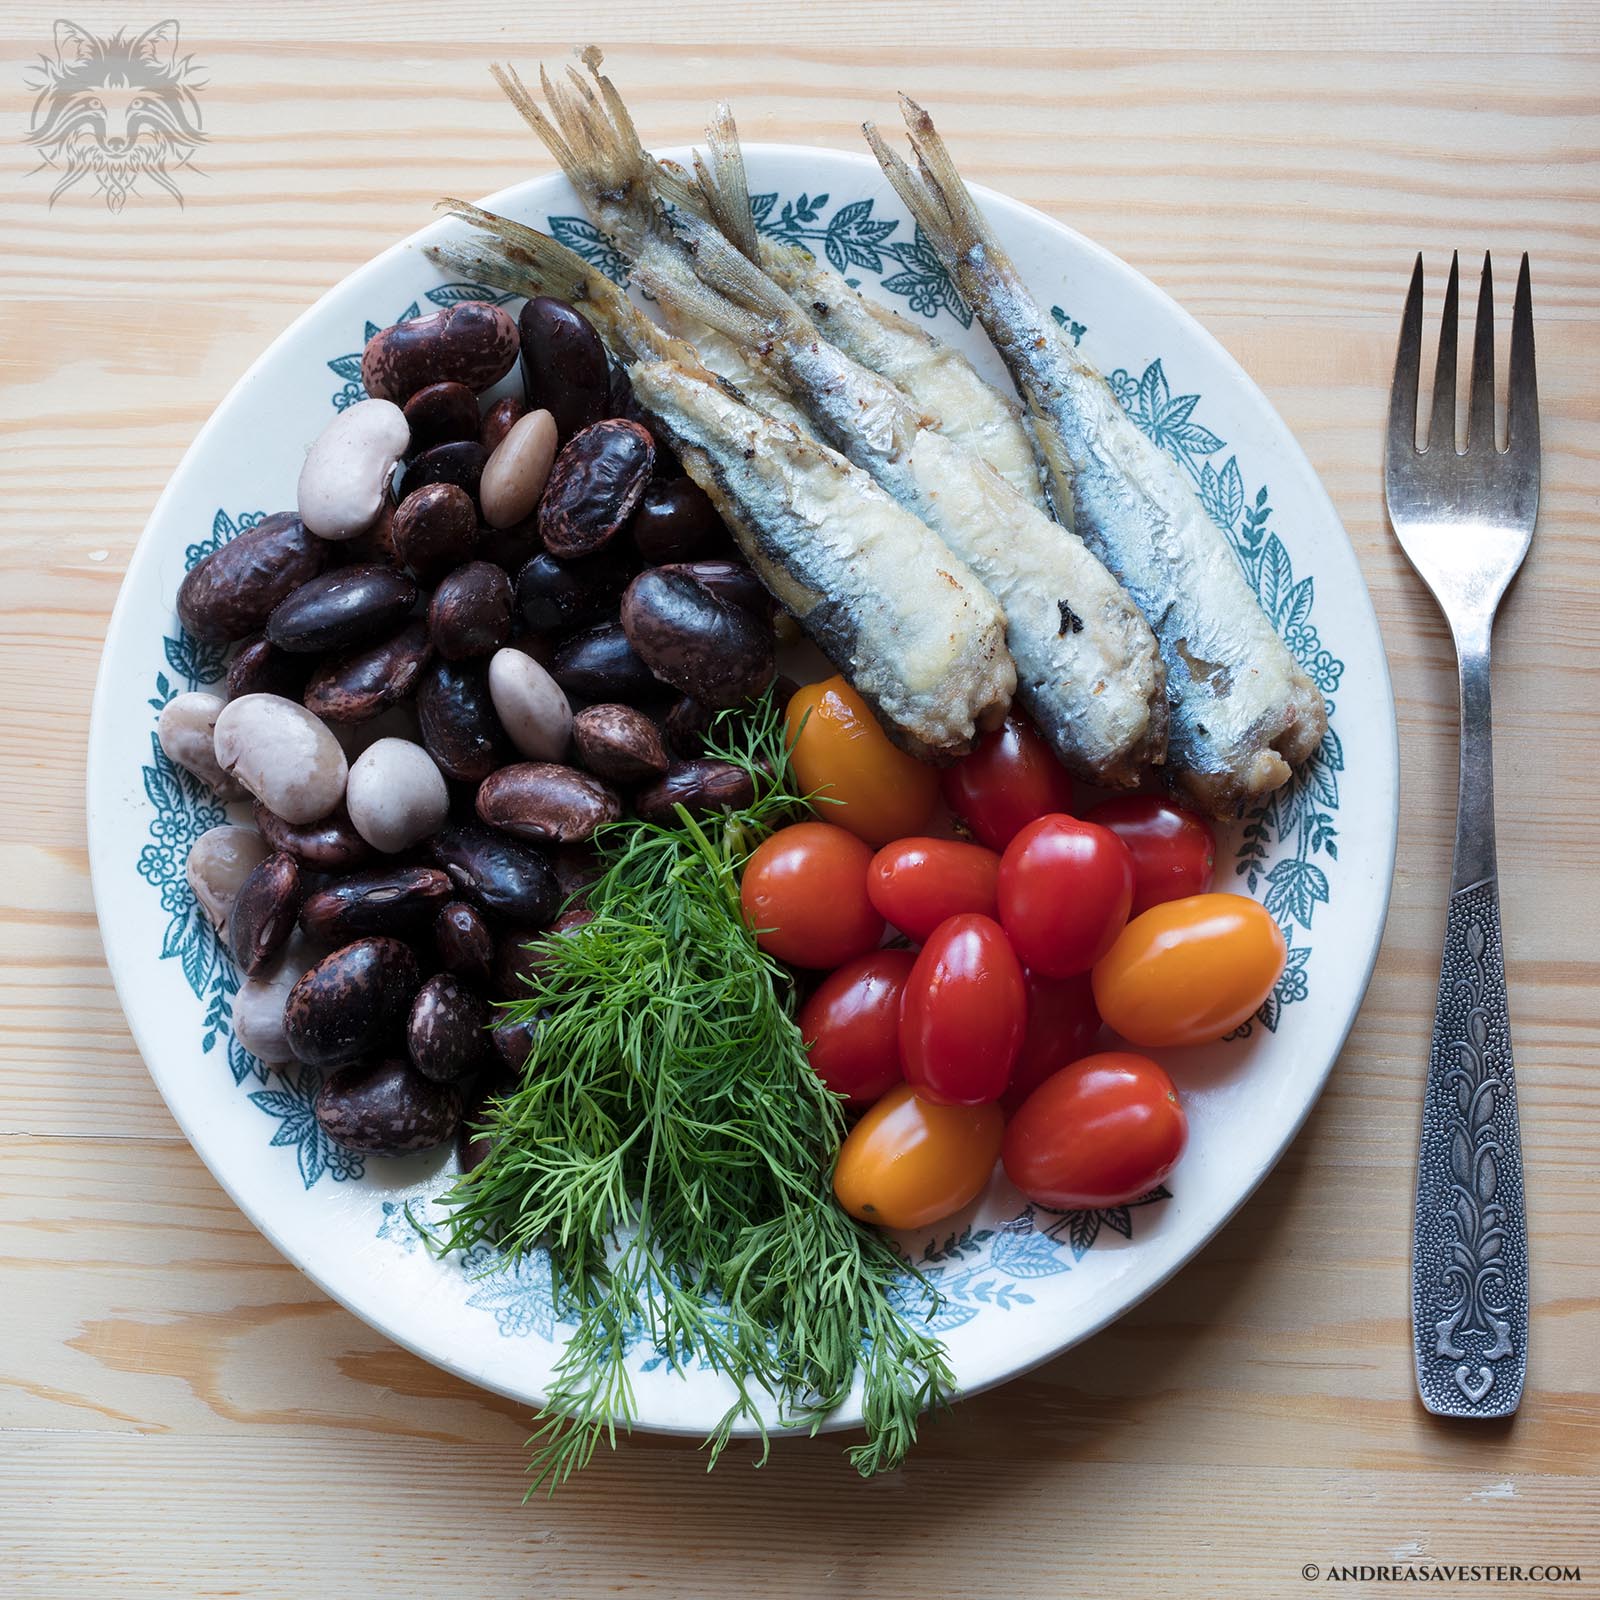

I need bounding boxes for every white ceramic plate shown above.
[88,145,1397,1442]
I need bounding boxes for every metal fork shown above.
[1386,251,1539,1418]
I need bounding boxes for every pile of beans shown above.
[168,293,786,1162]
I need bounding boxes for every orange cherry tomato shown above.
[740,822,884,969]
[833,1084,1004,1231]
[1091,893,1287,1047]
[786,677,939,848]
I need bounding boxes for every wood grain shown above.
[2,3,1598,1594]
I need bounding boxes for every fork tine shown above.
[1508,252,1540,459]
[1427,250,1460,453]
[1468,252,1495,452]
[1387,254,1424,461]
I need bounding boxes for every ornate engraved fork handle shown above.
[1411,633,1529,1416]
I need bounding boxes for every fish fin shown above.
[652,158,709,221]
[696,102,762,260]
[864,99,999,273]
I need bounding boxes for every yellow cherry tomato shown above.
[1091,892,1287,1047]
[786,677,938,848]
[833,1084,1004,1231]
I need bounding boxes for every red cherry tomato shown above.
[997,815,1134,978]
[1002,970,1101,1113]
[1002,1051,1187,1209]
[1087,795,1216,917]
[899,913,1026,1106]
[866,837,1001,943]
[939,712,1077,851]
[798,950,915,1107]
[740,822,884,969]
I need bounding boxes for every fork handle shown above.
[1410,638,1529,1416]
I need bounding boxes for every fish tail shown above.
[694,102,762,260]
[651,157,710,222]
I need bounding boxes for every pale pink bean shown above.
[478,409,558,531]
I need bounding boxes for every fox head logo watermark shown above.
[24,19,208,211]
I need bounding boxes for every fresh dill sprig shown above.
[437,694,953,1489]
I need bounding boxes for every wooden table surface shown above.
[3,3,1597,1593]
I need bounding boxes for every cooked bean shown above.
[663,694,715,758]
[296,399,409,541]
[402,380,481,451]
[229,851,303,976]
[476,762,621,846]
[479,407,559,531]
[621,567,774,709]
[186,825,270,938]
[458,1069,513,1170]
[538,420,655,559]
[232,936,320,1063]
[177,512,329,643]
[314,1058,461,1154]
[489,1017,540,1075]
[158,691,247,799]
[391,482,479,582]
[285,936,421,1069]
[663,559,776,620]
[549,843,601,909]
[434,899,494,985]
[266,565,418,655]
[428,823,559,925]
[428,561,513,660]
[519,295,608,440]
[635,759,756,824]
[360,301,519,405]
[254,800,373,870]
[416,659,513,782]
[302,620,432,725]
[630,477,730,564]
[299,865,453,943]
[226,636,311,702]
[343,494,400,567]
[346,737,449,853]
[213,694,348,825]
[515,550,631,634]
[551,621,659,705]
[480,394,525,455]
[397,440,486,504]
[571,703,669,785]
[487,647,572,762]
[407,975,489,1083]
[493,907,595,1000]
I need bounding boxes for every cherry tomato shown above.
[740,822,884,969]
[1002,970,1102,1113]
[997,815,1134,978]
[1002,1052,1187,1208]
[939,711,1077,851]
[867,837,1001,943]
[834,1084,1004,1230]
[899,913,1026,1105]
[1087,795,1216,917]
[1092,893,1287,1047]
[798,950,915,1107]
[786,677,939,848]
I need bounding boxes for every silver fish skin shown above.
[867,99,1327,817]
[632,217,1166,788]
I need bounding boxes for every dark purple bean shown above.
[494,908,594,999]
[298,865,453,943]
[549,843,601,909]
[551,621,660,705]
[284,937,421,1069]
[631,477,730,564]
[476,762,622,846]
[406,975,489,1083]
[302,620,433,723]
[480,394,526,456]
[229,852,303,977]
[620,567,774,709]
[391,482,479,582]
[266,566,418,655]
[538,420,655,559]
[416,659,514,782]
[177,513,330,643]
[397,441,486,505]
[339,494,401,569]
[635,759,756,824]
[361,302,519,405]
[254,801,374,871]
[227,636,311,702]
[515,550,631,634]
[489,1017,540,1075]
[428,561,513,660]
[476,517,544,576]
[571,704,669,785]
[402,381,481,451]
[433,899,494,985]
[427,823,560,925]
[315,1058,461,1154]
[663,694,715,758]
[662,559,776,620]
[457,1060,521,1169]
[519,295,608,441]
